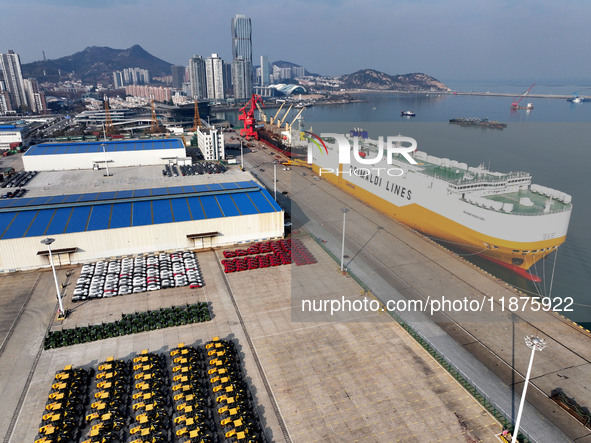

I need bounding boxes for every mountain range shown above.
[21,45,172,84]
[21,45,448,91]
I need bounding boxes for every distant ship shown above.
[449,118,507,129]
[567,95,584,103]
[304,132,572,281]
[401,110,416,117]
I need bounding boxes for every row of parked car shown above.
[1,187,27,199]
[72,250,204,302]
[1,170,37,188]
[162,162,227,178]
[221,239,316,273]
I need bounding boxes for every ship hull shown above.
[309,162,567,273]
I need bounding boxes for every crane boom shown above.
[288,107,306,130]
[278,104,293,127]
[192,99,202,131]
[255,102,267,123]
[269,102,285,125]
[511,83,535,109]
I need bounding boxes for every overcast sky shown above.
[1,0,590,83]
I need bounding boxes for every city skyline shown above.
[1,0,591,82]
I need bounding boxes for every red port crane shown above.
[239,94,264,140]
[511,83,535,110]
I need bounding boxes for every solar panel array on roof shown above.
[0,182,280,240]
[23,138,184,156]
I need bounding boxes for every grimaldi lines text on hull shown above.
[308,133,572,281]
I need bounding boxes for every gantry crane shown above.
[103,95,114,135]
[150,97,163,133]
[239,94,264,140]
[191,99,202,131]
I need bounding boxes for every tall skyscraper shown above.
[232,57,252,100]
[0,50,28,110]
[260,55,271,86]
[205,54,225,100]
[188,56,207,99]
[231,14,253,99]
[231,14,252,63]
[171,65,185,89]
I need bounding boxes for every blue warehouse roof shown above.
[24,138,184,156]
[0,181,281,240]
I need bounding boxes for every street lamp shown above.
[340,208,350,272]
[273,161,277,200]
[240,140,244,171]
[512,335,547,443]
[40,238,66,318]
[101,143,111,177]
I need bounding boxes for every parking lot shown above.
[71,250,204,301]
[3,237,502,442]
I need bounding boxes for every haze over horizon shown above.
[1,0,590,83]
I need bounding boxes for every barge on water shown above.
[449,118,507,129]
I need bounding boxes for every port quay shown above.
[0,131,588,443]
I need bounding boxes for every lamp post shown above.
[512,335,547,443]
[240,140,244,171]
[101,143,111,177]
[40,238,65,318]
[340,208,349,272]
[274,161,277,200]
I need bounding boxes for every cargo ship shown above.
[303,133,572,281]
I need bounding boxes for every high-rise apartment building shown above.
[205,54,225,100]
[188,56,207,99]
[232,57,252,100]
[260,55,271,86]
[0,90,12,114]
[171,65,185,89]
[0,50,28,110]
[23,78,46,113]
[113,71,124,89]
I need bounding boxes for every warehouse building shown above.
[0,180,283,271]
[22,139,186,172]
[0,125,26,149]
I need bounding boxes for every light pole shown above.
[340,208,349,273]
[41,238,66,318]
[101,143,111,177]
[273,161,277,200]
[240,140,244,171]
[512,335,547,443]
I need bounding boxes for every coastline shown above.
[212,89,586,113]
[332,88,588,100]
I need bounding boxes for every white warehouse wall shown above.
[22,148,187,172]
[0,211,284,272]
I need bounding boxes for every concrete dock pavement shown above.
[4,237,504,442]
[244,146,590,442]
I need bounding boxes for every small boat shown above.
[401,110,415,117]
[567,95,584,103]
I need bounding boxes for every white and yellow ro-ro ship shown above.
[297,131,572,281]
